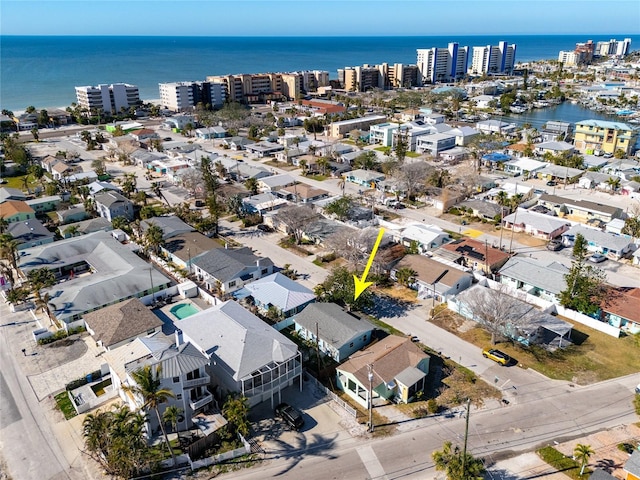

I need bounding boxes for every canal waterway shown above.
[498,101,632,129]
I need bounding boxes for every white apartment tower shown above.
[158,81,226,112]
[75,83,140,114]
[470,41,516,75]
[416,42,468,84]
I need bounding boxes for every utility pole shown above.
[367,364,374,433]
[315,322,321,377]
[461,397,471,474]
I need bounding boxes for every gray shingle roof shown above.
[177,300,299,381]
[503,208,571,233]
[294,303,374,348]
[243,273,315,312]
[7,218,55,245]
[626,450,640,475]
[499,257,569,295]
[95,191,129,208]
[192,247,273,283]
[141,215,194,240]
[565,224,634,252]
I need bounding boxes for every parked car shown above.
[257,224,273,232]
[482,348,511,366]
[546,180,557,186]
[588,253,607,263]
[547,240,563,251]
[603,152,613,159]
[635,383,640,394]
[275,403,304,430]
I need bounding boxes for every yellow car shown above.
[482,348,510,366]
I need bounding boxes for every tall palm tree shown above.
[162,405,183,442]
[244,177,259,195]
[395,267,417,288]
[0,234,20,272]
[495,190,510,249]
[574,443,594,476]
[508,193,524,254]
[124,365,176,466]
[144,223,165,257]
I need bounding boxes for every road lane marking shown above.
[357,445,388,480]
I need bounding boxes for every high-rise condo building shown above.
[470,41,516,75]
[158,81,226,111]
[74,83,140,114]
[416,43,469,84]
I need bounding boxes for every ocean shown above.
[1,34,638,112]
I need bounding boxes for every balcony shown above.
[183,374,210,389]
[189,392,213,410]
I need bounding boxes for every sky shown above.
[1,0,639,36]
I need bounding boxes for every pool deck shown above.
[153,296,212,332]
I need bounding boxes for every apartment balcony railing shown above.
[189,393,213,410]
[183,374,210,389]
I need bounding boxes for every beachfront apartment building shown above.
[595,38,632,57]
[339,63,421,91]
[158,81,226,111]
[573,119,638,156]
[469,41,516,75]
[416,43,469,84]
[74,83,140,115]
[206,70,329,103]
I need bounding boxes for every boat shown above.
[510,105,527,114]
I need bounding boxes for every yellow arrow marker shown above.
[353,227,386,300]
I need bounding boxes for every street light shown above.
[367,364,374,433]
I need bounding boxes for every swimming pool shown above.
[169,302,200,320]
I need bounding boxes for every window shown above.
[261,268,268,275]
[228,280,236,288]
[176,394,182,400]
[349,342,354,348]
[173,377,180,383]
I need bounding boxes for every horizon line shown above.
[1,33,636,38]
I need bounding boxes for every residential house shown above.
[67,170,99,184]
[578,171,620,190]
[162,231,221,271]
[475,119,518,135]
[105,335,212,433]
[535,141,575,156]
[238,272,315,318]
[540,120,572,143]
[562,225,636,259]
[457,200,504,222]
[589,470,617,480]
[369,122,401,147]
[278,183,329,204]
[177,300,303,407]
[25,195,62,214]
[94,191,134,222]
[245,141,284,158]
[391,223,451,254]
[450,285,573,348]
[84,298,163,350]
[221,136,254,151]
[196,126,227,139]
[191,247,274,294]
[415,132,457,156]
[503,208,571,240]
[336,335,430,408]
[449,126,479,146]
[59,217,113,238]
[435,237,511,273]
[343,169,385,188]
[293,303,375,362]
[257,174,297,193]
[17,231,173,324]
[499,257,569,303]
[624,449,640,480]
[0,200,35,223]
[601,288,640,334]
[503,158,547,178]
[0,187,28,203]
[141,215,195,240]
[505,143,529,158]
[328,115,387,138]
[391,255,473,302]
[573,119,638,156]
[538,194,623,224]
[7,218,55,250]
[130,129,159,142]
[56,205,89,224]
[51,161,81,181]
[242,192,289,215]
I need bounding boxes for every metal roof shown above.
[243,273,315,312]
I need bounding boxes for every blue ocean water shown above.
[1,35,638,112]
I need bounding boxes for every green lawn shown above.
[536,446,589,479]
[405,152,421,158]
[2,174,36,191]
[54,391,77,420]
[306,174,327,181]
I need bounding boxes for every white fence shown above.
[189,433,251,470]
[305,371,357,418]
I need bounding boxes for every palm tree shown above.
[0,234,20,272]
[395,267,417,287]
[162,405,183,443]
[508,193,524,254]
[316,156,330,176]
[244,177,259,195]
[144,223,164,256]
[298,158,308,176]
[124,365,177,466]
[574,443,594,476]
[63,225,80,238]
[605,176,621,194]
[495,190,510,249]
[337,178,346,197]
[432,441,485,480]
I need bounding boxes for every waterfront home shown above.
[561,225,636,260]
[391,254,473,302]
[17,231,172,324]
[535,140,575,156]
[177,300,302,407]
[84,298,163,351]
[0,200,35,223]
[7,218,55,250]
[573,119,638,156]
[104,334,213,433]
[237,272,315,319]
[336,335,430,407]
[503,208,571,240]
[191,247,274,294]
[538,194,623,224]
[94,191,134,222]
[498,257,569,303]
[475,119,518,136]
[434,237,511,274]
[293,303,375,362]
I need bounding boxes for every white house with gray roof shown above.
[105,334,215,433]
[94,191,134,222]
[191,247,274,294]
[237,272,315,318]
[503,208,572,240]
[561,225,637,260]
[177,300,302,407]
[499,257,569,303]
[17,231,172,324]
[293,303,375,362]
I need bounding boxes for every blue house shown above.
[293,303,375,362]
